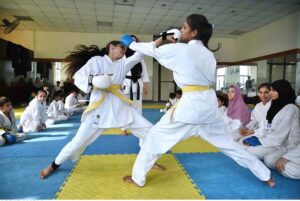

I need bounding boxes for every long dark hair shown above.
[266,79,296,123]
[64,41,121,78]
[186,14,220,52]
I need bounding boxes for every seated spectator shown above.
[47,91,69,123]
[19,90,49,132]
[217,94,228,115]
[241,80,299,159]
[65,88,85,114]
[160,92,177,113]
[0,96,28,146]
[226,85,250,141]
[239,83,272,138]
[264,143,300,179]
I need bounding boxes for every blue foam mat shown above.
[175,153,300,199]
[0,157,74,199]
[143,108,164,124]
[83,134,141,155]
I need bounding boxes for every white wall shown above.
[235,12,299,61]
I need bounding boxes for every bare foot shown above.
[266,178,276,187]
[121,129,128,136]
[123,175,143,188]
[152,163,167,171]
[40,165,55,179]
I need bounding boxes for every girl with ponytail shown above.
[40,40,164,179]
[122,14,275,187]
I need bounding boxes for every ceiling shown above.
[0,0,299,38]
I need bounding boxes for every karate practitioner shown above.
[264,143,300,179]
[238,83,271,140]
[40,41,164,179]
[19,90,49,132]
[0,96,27,146]
[121,35,150,135]
[121,14,275,187]
[241,80,300,159]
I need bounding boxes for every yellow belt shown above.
[170,85,210,121]
[83,84,135,114]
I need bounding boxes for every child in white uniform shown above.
[47,91,69,123]
[40,41,164,179]
[121,14,275,187]
[64,88,85,114]
[19,90,48,132]
[160,92,177,113]
[0,97,27,146]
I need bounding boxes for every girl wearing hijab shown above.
[120,14,275,187]
[241,80,300,160]
[40,41,164,179]
[227,85,251,141]
[227,86,250,126]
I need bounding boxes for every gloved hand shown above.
[92,74,112,89]
[160,29,182,41]
[120,34,134,47]
[243,136,261,146]
[2,133,17,144]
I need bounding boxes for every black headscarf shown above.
[266,80,296,123]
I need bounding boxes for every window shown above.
[239,65,250,89]
[55,62,61,82]
[216,67,225,90]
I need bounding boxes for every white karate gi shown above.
[65,93,85,114]
[122,59,149,114]
[128,40,271,186]
[218,105,227,115]
[20,97,48,132]
[47,100,69,122]
[241,104,300,159]
[232,100,271,141]
[264,143,300,179]
[53,52,153,165]
[0,111,27,146]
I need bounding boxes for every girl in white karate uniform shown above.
[241,80,300,159]
[121,35,150,135]
[47,91,69,123]
[40,41,163,179]
[237,83,272,141]
[0,97,27,146]
[122,14,275,187]
[64,88,86,114]
[19,90,49,132]
[264,143,300,179]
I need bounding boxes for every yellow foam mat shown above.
[143,104,164,109]
[171,137,219,153]
[56,154,204,199]
[14,108,25,119]
[102,128,131,135]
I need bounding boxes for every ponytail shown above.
[186,14,220,52]
[64,45,105,78]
